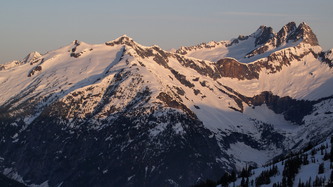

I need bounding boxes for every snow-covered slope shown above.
[228,137,333,187]
[0,51,41,71]
[0,22,332,187]
[215,44,333,100]
[205,137,333,187]
[177,22,332,101]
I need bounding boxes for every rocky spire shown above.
[254,25,274,46]
[276,22,297,47]
[287,22,319,46]
[22,51,41,64]
[276,22,319,46]
[105,35,135,46]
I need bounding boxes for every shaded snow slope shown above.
[229,137,333,187]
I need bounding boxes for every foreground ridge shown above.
[196,137,333,187]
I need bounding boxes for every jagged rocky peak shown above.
[175,40,225,55]
[276,22,297,47]
[71,40,81,46]
[237,35,249,40]
[116,34,133,42]
[292,22,319,46]
[253,25,274,46]
[326,49,333,59]
[320,49,333,67]
[280,22,297,34]
[22,51,41,64]
[277,22,319,46]
[0,51,41,70]
[105,34,136,46]
[175,21,319,60]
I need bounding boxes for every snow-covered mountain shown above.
[0,22,332,187]
[176,22,318,63]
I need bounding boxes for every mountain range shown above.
[0,22,332,187]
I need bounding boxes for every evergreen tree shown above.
[273,182,282,187]
[302,154,309,165]
[240,177,249,187]
[240,166,253,178]
[282,155,302,187]
[298,178,304,187]
[327,172,333,187]
[286,175,293,186]
[330,144,333,162]
[311,149,317,156]
[303,142,314,152]
[204,179,217,187]
[193,179,217,187]
[306,177,311,187]
[218,172,229,186]
[240,168,246,178]
[230,171,237,182]
[318,163,324,174]
[282,176,286,187]
[241,177,245,187]
[255,166,278,186]
[323,152,330,161]
[313,175,325,186]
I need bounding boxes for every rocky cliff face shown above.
[0,23,332,187]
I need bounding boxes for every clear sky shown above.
[0,0,332,64]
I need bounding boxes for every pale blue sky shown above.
[0,0,332,64]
